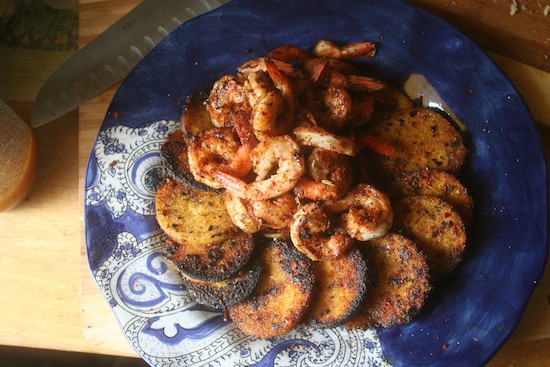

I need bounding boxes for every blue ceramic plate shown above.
[84,0,548,366]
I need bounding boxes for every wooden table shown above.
[0,0,549,365]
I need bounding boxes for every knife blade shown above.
[31,0,230,127]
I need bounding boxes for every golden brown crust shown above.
[394,195,466,279]
[228,240,314,338]
[367,108,467,178]
[181,261,261,308]
[346,233,431,329]
[156,179,234,247]
[392,169,473,225]
[307,247,368,327]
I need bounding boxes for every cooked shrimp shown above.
[244,59,296,139]
[250,193,298,229]
[350,92,375,126]
[215,136,305,200]
[188,128,252,189]
[293,125,357,156]
[325,184,393,241]
[294,148,353,200]
[238,57,303,79]
[207,75,250,127]
[313,40,376,59]
[224,191,261,234]
[290,202,354,261]
[267,44,312,63]
[319,86,353,130]
[305,58,386,91]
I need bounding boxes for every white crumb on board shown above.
[510,0,518,15]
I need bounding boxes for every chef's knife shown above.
[31,0,230,127]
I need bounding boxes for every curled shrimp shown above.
[325,184,393,241]
[250,193,298,229]
[267,44,312,63]
[290,202,354,261]
[244,59,296,140]
[188,127,251,189]
[313,40,376,59]
[207,75,250,127]
[238,57,304,79]
[293,125,357,156]
[215,136,305,200]
[306,58,386,91]
[307,86,353,130]
[224,191,262,234]
[294,148,353,201]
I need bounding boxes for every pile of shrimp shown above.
[187,40,395,261]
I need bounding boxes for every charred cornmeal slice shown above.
[156,179,234,247]
[181,90,214,138]
[367,108,467,178]
[308,248,368,327]
[392,169,473,225]
[346,233,431,329]
[167,231,255,282]
[160,130,216,192]
[181,261,261,309]
[394,195,466,280]
[228,240,314,338]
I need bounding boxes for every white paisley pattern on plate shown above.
[87,120,390,366]
[86,120,179,218]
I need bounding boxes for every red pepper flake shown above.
[217,15,222,19]
[473,337,479,342]
[145,319,150,325]
[442,343,449,350]
[523,205,528,210]
[244,48,253,53]
[109,160,118,168]
[501,205,507,211]
[486,145,491,149]
[468,88,473,94]
[177,101,182,106]
[113,111,122,118]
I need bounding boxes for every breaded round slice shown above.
[167,231,255,282]
[308,247,368,327]
[394,195,466,279]
[181,261,261,309]
[392,169,473,224]
[228,240,314,338]
[346,233,431,329]
[371,85,414,121]
[367,108,467,177]
[156,179,234,247]
[160,130,216,192]
[181,90,214,138]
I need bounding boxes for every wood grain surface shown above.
[1,0,547,364]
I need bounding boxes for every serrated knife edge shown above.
[31,0,230,127]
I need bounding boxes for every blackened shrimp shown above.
[188,128,251,189]
[313,40,376,59]
[215,136,305,200]
[290,202,354,261]
[306,58,386,91]
[250,193,298,229]
[294,148,353,201]
[266,44,312,63]
[224,191,262,234]
[208,75,250,127]
[325,184,393,241]
[244,59,296,140]
[293,125,357,156]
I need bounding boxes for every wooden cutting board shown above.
[78,0,550,363]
